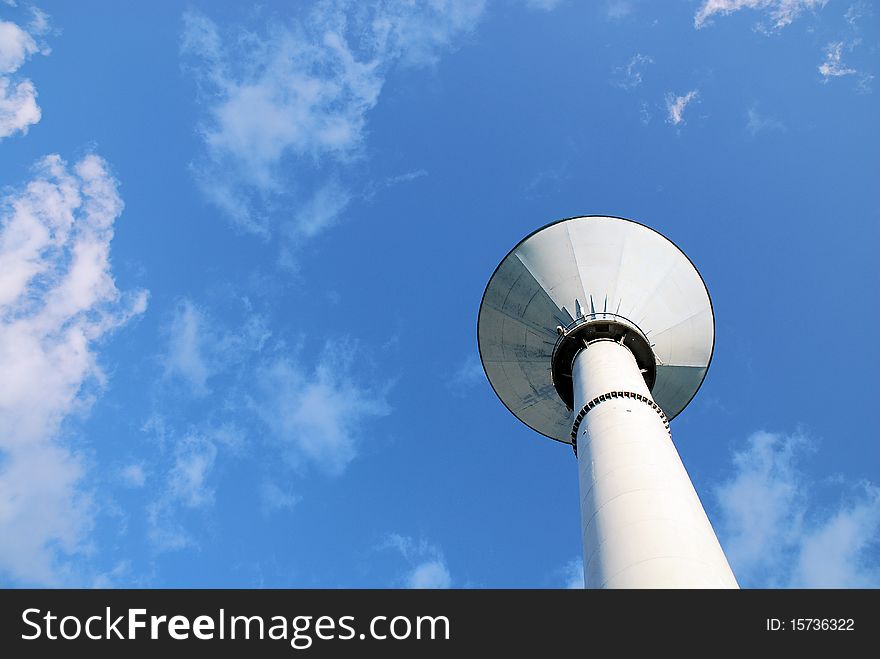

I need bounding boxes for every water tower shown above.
[478,215,737,588]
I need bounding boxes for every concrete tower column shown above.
[572,340,738,589]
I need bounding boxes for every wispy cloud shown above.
[605,0,635,21]
[821,3,873,91]
[144,424,242,552]
[746,102,786,135]
[562,558,584,588]
[120,464,147,488]
[694,0,826,31]
[818,41,857,81]
[0,13,50,139]
[665,89,698,125]
[162,298,271,397]
[254,341,391,475]
[715,430,880,587]
[612,53,653,90]
[286,179,352,241]
[406,559,452,589]
[639,101,652,125]
[0,154,148,584]
[163,300,212,395]
[855,73,874,94]
[181,2,485,247]
[382,169,428,186]
[525,0,563,11]
[152,304,387,546]
[792,485,880,587]
[448,354,484,394]
[694,2,870,92]
[383,534,452,589]
[168,435,218,509]
[146,501,191,553]
[260,480,300,516]
[844,1,870,26]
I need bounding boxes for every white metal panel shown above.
[516,222,585,321]
[477,216,714,442]
[572,341,738,589]
[565,218,631,317]
[651,364,707,418]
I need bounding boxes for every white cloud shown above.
[169,435,218,509]
[0,16,49,139]
[0,154,148,585]
[383,169,428,186]
[407,560,452,589]
[0,77,39,138]
[26,8,50,38]
[0,19,39,73]
[162,298,271,396]
[562,558,584,588]
[290,179,351,240]
[449,354,484,394]
[363,169,429,201]
[856,73,873,94]
[255,341,390,475]
[371,0,487,67]
[181,2,485,241]
[260,481,300,515]
[746,103,785,135]
[144,426,236,552]
[639,101,652,125]
[121,464,147,488]
[163,300,211,395]
[665,89,698,125]
[791,485,880,587]
[715,430,880,587]
[525,0,563,11]
[818,42,857,81]
[612,53,653,90]
[146,502,192,553]
[91,560,133,588]
[844,1,870,27]
[605,0,635,21]
[715,431,806,584]
[694,0,826,30]
[383,534,452,589]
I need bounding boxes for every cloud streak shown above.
[694,0,826,31]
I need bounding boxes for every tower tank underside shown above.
[478,215,738,589]
[478,216,714,444]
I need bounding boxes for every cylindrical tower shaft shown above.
[572,340,738,589]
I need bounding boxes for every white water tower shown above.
[478,216,737,588]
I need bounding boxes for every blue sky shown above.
[0,0,877,588]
